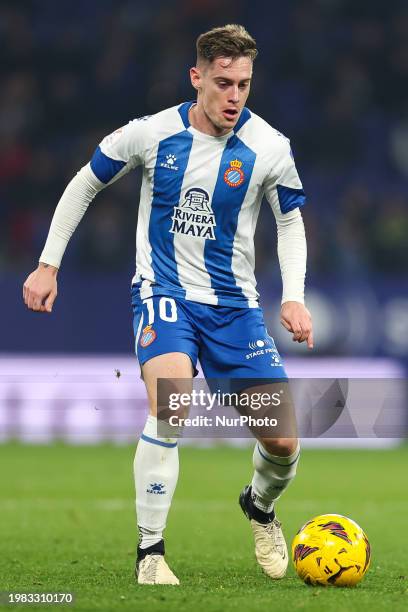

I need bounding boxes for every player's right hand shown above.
[23,263,58,313]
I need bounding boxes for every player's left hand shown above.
[280,301,313,349]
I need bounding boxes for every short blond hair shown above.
[196,24,258,65]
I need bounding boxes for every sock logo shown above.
[146,482,166,495]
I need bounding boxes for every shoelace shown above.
[263,519,286,556]
[140,554,162,582]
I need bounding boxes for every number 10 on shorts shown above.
[143,297,178,324]
[136,296,179,350]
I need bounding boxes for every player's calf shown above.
[258,436,298,457]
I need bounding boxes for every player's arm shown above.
[276,208,313,348]
[264,139,313,349]
[23,120,146,312]
[23,164,105,312]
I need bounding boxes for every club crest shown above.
[139,325,157,348]
[224,159,244,187]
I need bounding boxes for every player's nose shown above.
[229,85,240,103]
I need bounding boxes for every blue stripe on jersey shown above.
[276,184,306,214]
[178,101,194,128]
[234,107,251,133]
[178,102,250,133]
[204,135,256,300]
[90,146,126,183]
[149,131,194,291]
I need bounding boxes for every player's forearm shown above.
[276,208,307,304]
[39,164,104,268]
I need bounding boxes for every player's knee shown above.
[259,437,298,457]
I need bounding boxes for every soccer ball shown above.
[292,514,371,586]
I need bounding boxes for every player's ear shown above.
[190,66,201,92]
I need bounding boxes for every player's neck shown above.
[189,103,231,138]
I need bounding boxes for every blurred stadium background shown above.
[0,0,407,445]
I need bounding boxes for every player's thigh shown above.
[142,352,193,416]
[199,306,287,380]
[199,306,297,452]
[132,294,198,416]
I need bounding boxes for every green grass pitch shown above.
[0,443,407,611]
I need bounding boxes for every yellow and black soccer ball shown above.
[292,514,371,586]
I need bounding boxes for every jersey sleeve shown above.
[264,138,306,215]
[264,137,307,304]
[89,117,150,185]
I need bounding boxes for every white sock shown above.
[251,441,300,514]
[134,415,179,549]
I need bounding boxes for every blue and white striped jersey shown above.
[89,101,306,308]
